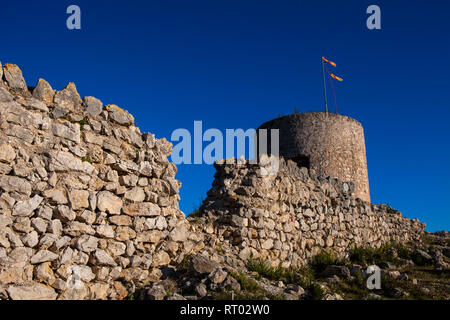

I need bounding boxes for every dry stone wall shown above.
[0,61,427,300]
[199,157,425,268]
[0,62,204,300]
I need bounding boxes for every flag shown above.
[322,56,336,67]
[329,73,343,81]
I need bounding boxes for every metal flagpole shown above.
[330,75,338,114]
[326,64,338,114]
[321,57,328,113]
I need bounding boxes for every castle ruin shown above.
[0,61,425,300]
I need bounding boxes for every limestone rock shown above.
[136,230,162,243]
[3,64,27,90]
[106,240,126,257]
[96,225,115,238]
[108,215,132,226]
[124,187,145,203]
[53,236,71,250]
[55,205,76,221]
[115,226,136,241]
[105,104,134,126]
[169,225,188,242]
[7,283,58,300]
[52,121,81,143]
[88,282,109,300]
[0,86,13,102]
[49,150,94,174]
[68,189,90,211]
[76,235,99,253]
[0,175,32,196]
[138,161,152,177]
[83,96,103,117]
[84,131,104,146]
[25,97,49,112]
[33,78,54,104]
[38,234,58,251]
[71,265,96,282]
[152,251,170,267]
[91,250,116,266]
[386,270,401,280]
[0,266,33,285]
[54,82,82,110]
[320,265,351,280]
[51,106,68,119]
[0,215,13,229]
[31,250,59,264]
[13,195,44,217]
[209,268,228,284]
[31,218,47,234]
[43,188,68,205]
[195,283,207,297]
[191,256,217,275]
[23,231,39,247]
[0,144,16,163]
[34,262,56,285]
[97,191,122,215]
[154,216,167,230]
[142,284,165,300]
[122,202,160,216]
[80,210,96,224]
[65,221,96,237]
[261,239,274,250]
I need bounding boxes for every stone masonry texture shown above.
[199,157,424,268]
[0,62,204,300]
[0,61,425,299]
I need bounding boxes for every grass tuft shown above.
[81,155,92,163]
[310,250,348,274]
[78,116,89,129]
[349,242,412,265]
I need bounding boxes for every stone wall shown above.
[0,61,427,300]
[0,62,204,300]
[258,112,371,202]
[199,157,425,268]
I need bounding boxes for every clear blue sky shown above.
[1,0,449,231]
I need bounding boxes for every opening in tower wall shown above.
[291,154,310,169]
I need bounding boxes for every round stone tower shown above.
[258,112,370,202]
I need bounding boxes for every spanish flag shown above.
[322,56,336,67]
[329,73,343,81]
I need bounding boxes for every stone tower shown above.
[258,112,370,202]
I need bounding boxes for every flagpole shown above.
[330,75,338,114]
[321,58,328,113]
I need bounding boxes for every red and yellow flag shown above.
[322,56,336,67]
[329,73,343,81]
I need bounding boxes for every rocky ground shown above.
[135,230,450,300]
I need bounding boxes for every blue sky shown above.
[1,0,449,231]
